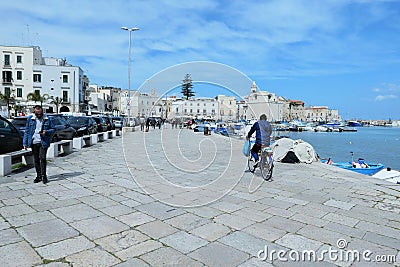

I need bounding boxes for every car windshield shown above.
[11,119,27,126]
[68,117,88,124]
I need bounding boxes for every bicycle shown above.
[247,145,274,181]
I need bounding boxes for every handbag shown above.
[242,139,251,157]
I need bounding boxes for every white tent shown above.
[271,138,318,164]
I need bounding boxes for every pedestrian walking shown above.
[140,117,145,131]
[23,105,55,184]
[145,117,150,132]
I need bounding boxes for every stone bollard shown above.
[90,134,98,145]
[73,137,84,149]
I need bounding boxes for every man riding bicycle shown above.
[246,114,272,168]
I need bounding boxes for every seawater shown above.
[281,127,400,170]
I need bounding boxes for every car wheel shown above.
[52,135,59,142]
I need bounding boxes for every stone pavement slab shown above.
[65,247,121,267]
[136,220,179,239]
[141,247,203,267]
[0,241,42,267]
[160,230,209,254]
[50,203,103,223]
[70,215,129,240]
[189,242,249,267]
[36,235,95,260]
[17,219,79,247]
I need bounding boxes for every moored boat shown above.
[348,121,363,127]
[339,127,357,132]
[326,161,384,176]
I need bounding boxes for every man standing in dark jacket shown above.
[246,114,272,168]
[23,105,55,184]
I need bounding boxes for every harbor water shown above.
[281,127,400,170]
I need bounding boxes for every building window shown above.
[184,109,187,113]
[2,71,12,83]
[62,91,68,102]
[197,103,200,106]
[197,109,200,113]
[16,55,22,63]
[33,74,41,82]
[63,74,68,83]
[203,109,206,114]
[190,109,192,113]
[17,88,22,97]
[4,87,11,97]
[212,109,215,114]
[17,71,22,80]
[4,55,10,65]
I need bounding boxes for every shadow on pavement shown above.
[49,172,85,181]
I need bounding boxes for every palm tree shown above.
[26,91,49,106]
[49,96,63,113]
[0,92,14,117]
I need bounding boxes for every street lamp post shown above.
[121,26,139,126]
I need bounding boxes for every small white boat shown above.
[315,125,328,132]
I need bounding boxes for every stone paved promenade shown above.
[0,128,399,266]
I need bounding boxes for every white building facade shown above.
[33,58,84,113]
[216,95,236,121]
[1,46,37,115]
[1,45,85,114]
[170,97,218,120]
[242,82,285,122]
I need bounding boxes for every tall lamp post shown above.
[121,26,139,126]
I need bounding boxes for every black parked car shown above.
[46,114,77,142]
[91,116,108,132]
[0,115,23,154]
[101,116,115,131]
[67,116,97,136]
[10,116,29,134]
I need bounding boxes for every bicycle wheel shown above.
[247,154,256,173]
[260,155,273,181]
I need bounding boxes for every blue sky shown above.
[1,0,399,120]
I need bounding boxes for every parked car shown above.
[91,116,108,132]
[101,116,115,131]
[0,115,23,154]
[47,114,77,142]
[10,116,29,134]
[112,116,125,129]
[67,116,97,136]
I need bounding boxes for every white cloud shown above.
[375,94,398,101]
[372,88,381,92]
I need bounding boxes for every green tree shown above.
[181,74,195,100]
[49,96,63,113]
[27,91,49,106]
